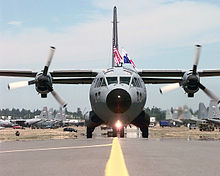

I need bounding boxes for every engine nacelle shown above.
[35,72,53,95]
[182,71,200,95]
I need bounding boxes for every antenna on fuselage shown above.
[112,6,119,67]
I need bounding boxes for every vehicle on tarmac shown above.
[13,125,24,129]
[63,127,77,132]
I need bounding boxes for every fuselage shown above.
[89,66,146,126]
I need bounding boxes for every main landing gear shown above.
[131,111,150,138]
[86,127,95,138]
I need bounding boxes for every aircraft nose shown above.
[106,88,131,113]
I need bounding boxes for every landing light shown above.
[115,120,122,129]
[117,95,121,99]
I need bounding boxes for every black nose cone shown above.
[106,89,131,113]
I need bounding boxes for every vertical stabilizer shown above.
[48,108,54,120]
[182,105,192,119]
[112,6,118,67]
[40,106,48,120]
[207,100,220,119]
[55,107,63,121]
[165,109,173,120]
[198,103,207,119]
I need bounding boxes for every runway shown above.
[1,137,220,176]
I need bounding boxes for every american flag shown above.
[113,46,122,65]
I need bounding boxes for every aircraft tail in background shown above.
[207,100,220,119]
[198,103,208,119]
[40,106,48,120]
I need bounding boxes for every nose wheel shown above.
[112,127,124,138]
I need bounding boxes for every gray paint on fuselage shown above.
[89,66,146,126]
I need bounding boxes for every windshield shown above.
[120,77,131,85]
[106,77,118,85]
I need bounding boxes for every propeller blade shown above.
[192,44,201,74]
[51,90,67,108]
[8,80,35,90]
[43,46,56,76]
[159,83,180,94]
[198,83,220,103]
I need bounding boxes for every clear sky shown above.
[0,0,220,112]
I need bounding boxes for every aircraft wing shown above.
[206,119,220,126]
[11,119,26,126]
[53,78,93,84]
[50,70,98,77]
[0,70,98,77]
[51,70,98,84]
[0,70,37,77]
[0,69,98,84]
[138,69,220,77]
[142,78,182,84]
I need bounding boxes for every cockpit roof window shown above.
[120,77,131,85]
[106,77,118,85]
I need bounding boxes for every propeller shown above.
[51,91,67,108]
[8,80,36,90]
[8,46,67,107]
[192,45,201,74]
[8,81,29,90]
[159,83,180,94]
[43,46,55,76]
[159,44,220,102]
[198,83,220,103]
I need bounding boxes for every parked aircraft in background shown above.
[0,119,14,128]
[10,118,42,127]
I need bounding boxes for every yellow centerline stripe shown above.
[105,137,129,176]
[0,143,112,154]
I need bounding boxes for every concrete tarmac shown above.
[1,133,220,176]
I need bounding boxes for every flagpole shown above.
[112,6,118,67]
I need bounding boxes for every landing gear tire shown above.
[120,128,124,138]
[112,128,117,137]
[140,127,149,138]
[87,127,94,138]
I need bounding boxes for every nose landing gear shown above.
[112,120,125,138]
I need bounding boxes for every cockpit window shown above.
[131,77,141,87]
[100,78,107,87]
[94,78,99,87]
[120,77,131,85]
[95,77,107,87]
[106,77,118,85]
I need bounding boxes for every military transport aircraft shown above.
[0,7,220,138]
